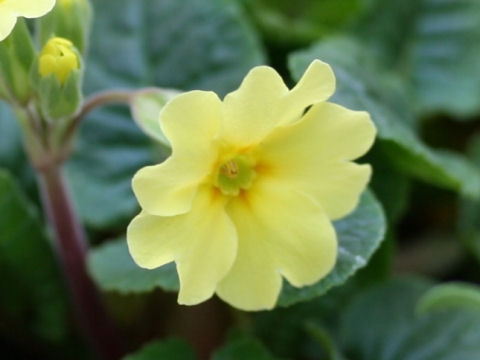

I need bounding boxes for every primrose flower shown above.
[0,0,56,41]
[127,60,376,311]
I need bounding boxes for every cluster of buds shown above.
[0,0,91,168]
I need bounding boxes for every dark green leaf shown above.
[240,0,366,45]
[459,133,480,262]
[66,106,157,229]
[212,336,283,360]
[289,37,480,198]
[67,0,266,229]
[84,0,265,96]
[0,101,36,198]
[356,0,480,117]
[87,237,179,294]
[278,189,386,306]
[0,169,68,343]
[340,278,480,360]
[304,322,347,360]
[122,339,195,360]
[417,282,480,315]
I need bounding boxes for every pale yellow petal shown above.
[278,60,336,125]
[133,91,222,216]
[127,212,178,269]
[160,90,221,156]
[10,0,56,18]
[307,162,372,220]
[262,102,376,162]
[127,187,237,305]
[221,66,288,146]
[0,13,17,42]
[132,156,208,216]
[217,180,337,311]
[258,101,375,219]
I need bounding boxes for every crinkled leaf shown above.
[130,88,180,146]
[0,169,68,343]
[289,37,480,198]
[122,339,195,360]
[240,0,366,44]
[67,0,266,229]
[87,237,179,294]
[356,0,480,117]
[66,106,157,229]
[417,282,480,315]
[340,278,480,360]
[278,189,386,307]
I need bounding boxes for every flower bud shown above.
[0,19,36,104]
[31,37,83,120]
[39,37,79,84]
[37,0,92,54]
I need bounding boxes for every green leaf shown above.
[459,133,480,262]
[122,339,195,360]
[212,336,283,360]
[66,106,158,229]
[355,0,480,117]
[0,102,37,198]
[278,189,386,307]
[84,0,265,96]
[368,147,411,224]
[0,169,68,343]
[130,88,180,147]
[67,0,266,229]
[340,278,480,360]
[417,282,480,315]
[289,37,480,198]
[240,0,366,45]
[304,322,347,360]
[87,237,179,294]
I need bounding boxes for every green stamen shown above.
[215,155,256,196]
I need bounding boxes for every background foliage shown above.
[1,0,480,358]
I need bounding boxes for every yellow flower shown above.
[38,37,78,84]
[0,0,56,41]
[127,60,376,311]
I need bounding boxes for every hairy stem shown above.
[38,164,124,360]
[64,87,173,146]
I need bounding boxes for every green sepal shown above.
[30,55,84,121]
[130,88,180,147]
[0,19,36,104]
[37,0,93,54]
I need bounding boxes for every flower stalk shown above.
[38,163,124,360]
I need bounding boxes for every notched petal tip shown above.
[277,59,336,125]
[293,59,336,99]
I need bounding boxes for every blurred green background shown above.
[1,0,480,359]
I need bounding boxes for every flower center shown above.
[215,155,256,196]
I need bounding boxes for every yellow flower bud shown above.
[39,37,79,84]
